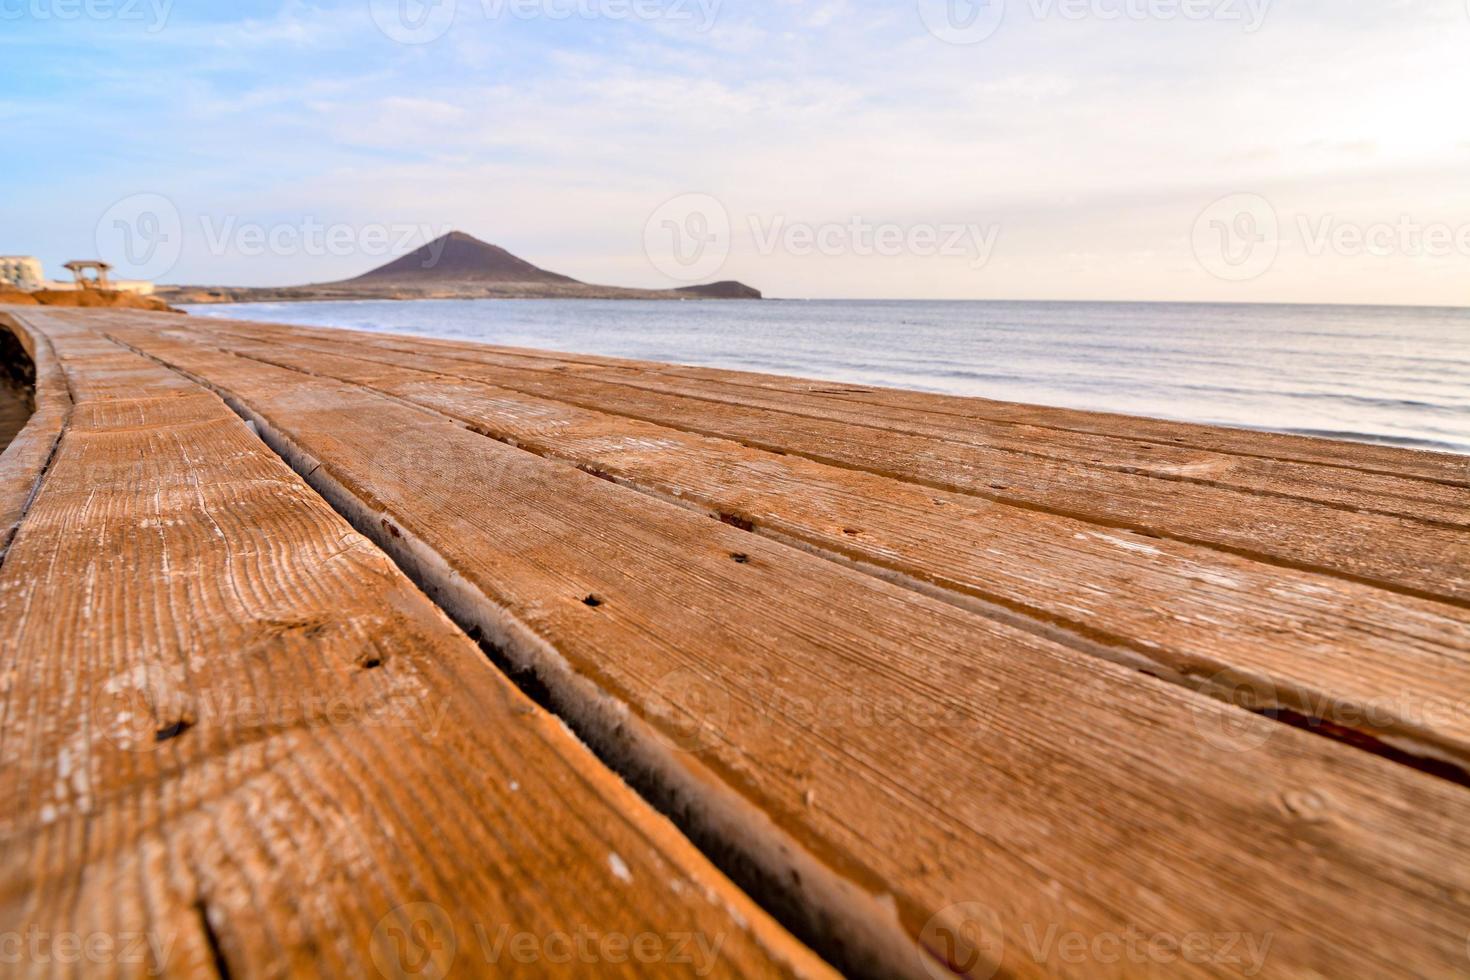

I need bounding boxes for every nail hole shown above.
[361,656,384,670]
[730,553,750,564]
[719,513,755,532]
[842,528,861,537]
[155,719,193,743]
[583,595,604,608]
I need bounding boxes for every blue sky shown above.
[3,0,1469,302]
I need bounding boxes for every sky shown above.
[2,0,1469,303]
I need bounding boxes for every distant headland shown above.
[158,231,761,304]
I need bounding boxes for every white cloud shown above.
[6,0,1470,302]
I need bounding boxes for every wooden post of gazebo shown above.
[62,260,112,289]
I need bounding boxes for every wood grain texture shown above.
[178,318,1470,606]
[416,348,1468,527]
[561,367,1468,527]
[135,323,1470,777]
[246,322,1470,487]
[0,311,71,558]
[0,310,832,979]
[104,317,1470,979]
[187,315,1470,494]
[643,356,1470,487]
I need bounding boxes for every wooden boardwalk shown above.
[1,306,1467,978]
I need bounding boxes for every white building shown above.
[0,256,154,295]
[0,256,44,291]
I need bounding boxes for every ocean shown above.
[186,299,1470,456]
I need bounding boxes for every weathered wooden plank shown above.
[308,325,1470,488]
[110,319,1470,979]
[363,344,1467,526]
[0,311,71,557]
[178,318,1470,606]
[0,311,832,979]
[641,358,1470,487]
[135,323,1470,778]
[185,315,1470,490]
[555,366,1467,526]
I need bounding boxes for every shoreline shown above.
[180,297,1470,456]
[158,280,762,305]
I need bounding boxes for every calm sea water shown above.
[187,299,1470,455]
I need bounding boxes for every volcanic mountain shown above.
[345,231,582,286]
[161,231,761,304]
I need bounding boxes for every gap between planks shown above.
[0,312,840,980]
[109,322,1470,784]
[100,315,1470,980]
[99,330,934,979]
[178,317,1470,610]
[206,315,1470,493]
